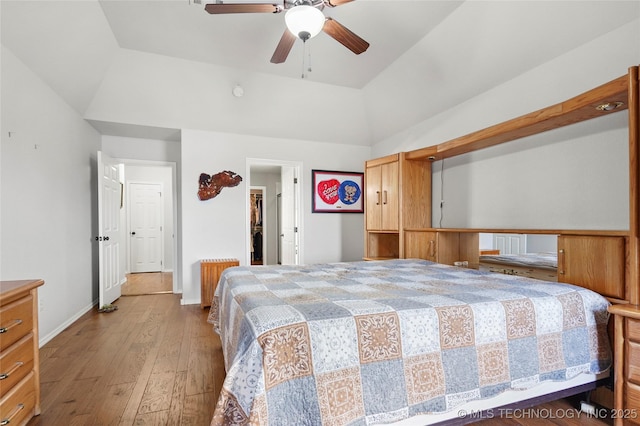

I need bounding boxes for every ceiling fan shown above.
[204,0,370,64]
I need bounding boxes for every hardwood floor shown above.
[29,280,612,425]
[121,272,173,296]
[29,294,225,425]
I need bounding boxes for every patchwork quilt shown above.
[207,259,611,425]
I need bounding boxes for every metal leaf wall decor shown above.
[198,171,243,201]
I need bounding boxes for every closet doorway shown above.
[247,159,302,266]
[250,187,266,265]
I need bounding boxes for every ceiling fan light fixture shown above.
[285,5,325,40]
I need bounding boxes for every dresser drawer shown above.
[0,296,33,351]
[0,334,34,399]
[0,371,35,426]
[626,381,640,424]
[628,318,640,342]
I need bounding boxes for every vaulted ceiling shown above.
[2,1,638,145]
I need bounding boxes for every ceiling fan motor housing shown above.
[298,31,311,41]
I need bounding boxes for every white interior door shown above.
[280,166,299,265]
[97,151,122,306]
[493,233,527,254]
[129,182,164,273]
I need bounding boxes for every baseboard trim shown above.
[39,300,96,347]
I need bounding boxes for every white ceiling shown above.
[100,0,462,89]
[1,1,639,144]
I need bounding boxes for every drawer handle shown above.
[0,362,24,380]
[0,319,22,334]
[0,403,24,425]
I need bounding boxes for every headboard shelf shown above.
[405,73,629,162]
[404,228,630,237]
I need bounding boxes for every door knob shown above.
[131,232,136,235]
[104,236,110,241]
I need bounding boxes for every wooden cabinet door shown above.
[365,164,382,230]
[365,161,399,231]
[405,231,470,265]
[380,161,399,231]
[558,235,625,300]
[405,231,437,261]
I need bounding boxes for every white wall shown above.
[373,20,639,231]
[101,135,181,163]
[0,47,101,345]
[434,115,628,230]
[180,129,370,305]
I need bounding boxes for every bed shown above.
[478,252,558,282]
[207,259,611,425]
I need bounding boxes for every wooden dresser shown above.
[0,279,44,426]
[608,304,640,425]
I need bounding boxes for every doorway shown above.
[247,159,303,266]
[250,187,266,265]
[117,159,178,294]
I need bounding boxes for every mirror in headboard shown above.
[478,232,559,282]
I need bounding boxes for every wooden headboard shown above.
[403,66,639,305]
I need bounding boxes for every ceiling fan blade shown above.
[322,18,369,55]
[270,29,296,64]
[325,0,354,7]
[204,3,282,14]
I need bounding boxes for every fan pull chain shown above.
[300,40,313,79]
[301,41,306,79]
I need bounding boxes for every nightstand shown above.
[608,304,640,425]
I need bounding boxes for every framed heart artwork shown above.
[312,169,364,213]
